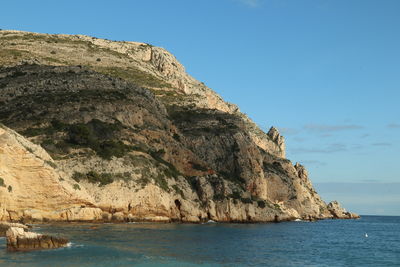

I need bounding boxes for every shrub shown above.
[72,171,114,186]
[73,184,81,190]
[213,194,225,201]
[185,176,199,192]
[150,149,165,158]
[54,141,71,153]
[45,160,57,169]
[163,167,180,179]
[97,140,130,160]
[219,171,246,187]
[172,184,184,198]
[257,200,266,208]
[51,119,68,131]
[131,144,148,153]
[240,198,253,204]
[150,149,181,178]
[86,171,113,186]
[26,119,130,160]
[68,124,93,146]
[189,161,208,172]
[154,173,169,192]
[10,70,26,78]
[228,191,241,200]
[7,185,12,192]
[138,177,150,188]
[22,127,45,137]
[94,66,172,89]
[67,120,129,160]
[0,178,5,187]
[172,133,180,141]
[72,172,86,182]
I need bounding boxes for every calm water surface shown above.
[0,216,399,266]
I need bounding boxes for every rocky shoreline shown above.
[0,199,359,225]
[0,207,359,252]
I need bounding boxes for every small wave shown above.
[294,219,302,222]
[66,242,84,248]
[206,220,216,223]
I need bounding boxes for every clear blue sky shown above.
[1,0,399,215]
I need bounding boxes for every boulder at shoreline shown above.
[6,227,69,251]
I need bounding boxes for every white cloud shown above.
[372,142,391,147]
[298,160,327,166]
[387,123,400,129]
[304,123,364,132]
[278,127,300,135]
[291,143,347,154]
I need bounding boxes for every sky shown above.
[1,0,399,215]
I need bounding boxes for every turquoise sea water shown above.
[0,216,399,267]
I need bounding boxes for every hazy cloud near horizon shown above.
[304,124,364,132]
[315,182,400,216]
[278,127,300,135]
[372,142,391,147]
[387,123,400,128]
[277,123,365,136]
[290,143,347,154]
[298,160,327,166]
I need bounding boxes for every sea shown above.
[0,215,399,267]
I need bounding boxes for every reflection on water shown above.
[0,216,399,267]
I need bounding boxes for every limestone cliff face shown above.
[0,123,297,223]
[0,124,102,221]
[0,30,357,222]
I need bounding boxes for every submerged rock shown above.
[6,227,68,251]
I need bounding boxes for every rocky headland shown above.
[0,30,359,224]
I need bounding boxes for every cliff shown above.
[0,30,357,222]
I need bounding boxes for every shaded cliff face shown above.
[0,30,357,222]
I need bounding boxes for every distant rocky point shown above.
[0,30,358,223]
